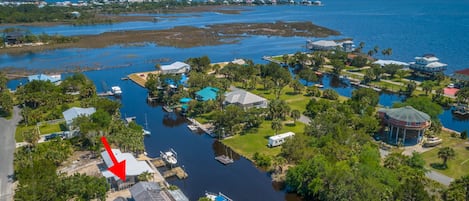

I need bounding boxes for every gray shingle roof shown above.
[130,182,168,201]
[225,89,267,105]
[380,106,430,123]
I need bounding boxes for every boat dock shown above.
[350,82,382,92]
[162,106,174,112]
[187,118,214,136]
[162,167,188,179]
[215,155,234,165]
[97,91,115,96]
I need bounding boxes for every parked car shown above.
[45,133,63,141]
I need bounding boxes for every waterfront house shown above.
[62,107,96,131]
[3,31,24,45]
[408,54,447,75]
[195,87,219,101]
[306,40,354,52]
[130,182,189,201]
[224,88,268,109]
[27,74,62,84]
[372,60,409,67]
[453,68,469,82]
[160,62,191,75]
[101,149,154,190]
[378,106,431,146]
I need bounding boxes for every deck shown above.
[97,91,115,96]
[162,167,188,179]
[215,155,234,165]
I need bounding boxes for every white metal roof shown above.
[311,40,338,47]
[160,61,189,71]
[373,60,409,67]
[101,149,154,180]
[269,132,295,141]
[426,61,447,68]
[62,107,96,125]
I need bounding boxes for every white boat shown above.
[187,124,199,132]
[314,84,324,88]
[142,129,151,136]
[160,148,177,165]
[143,113,151,135]
[205,192,233,201]
[111,86,122,95]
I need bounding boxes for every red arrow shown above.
[101,136,126,181]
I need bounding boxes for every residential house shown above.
[3,31,24,45]
[62,107,96,131]
[453,68,469,82]
[101,149,154,190]
[408,54,447,74]
[160,62,191,75]
[27,74,62,84]
[224,88,268,109]
[306,40,354,52]
[130,182,189,201]
[195,87,219,101]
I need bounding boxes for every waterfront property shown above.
[409,54,447,75]
[130,182,189,201]
[160,62,191,75]
[378,106,431,145]
[453,68,469,82]
[268,132,295,147]
[372,60,409,67]
[100,149,154,190]
[224,88,268,109]
[3,31,25,45]
[62,107,96,131]
[306,39,354,52]
[27,73,62,84]
[195,86,219,101]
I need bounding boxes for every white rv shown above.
[268,132,295,147]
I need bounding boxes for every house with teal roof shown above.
[195,87,219,101]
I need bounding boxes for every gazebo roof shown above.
[380,106,430,123]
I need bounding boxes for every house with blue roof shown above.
[28,74,61,84]
[195,87,219,101]
[62,107,96,131]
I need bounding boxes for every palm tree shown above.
[138,171,153,181]
[367,50,374,57]
[271,118,283,135]
[373,45,379,54]
[290,110,301,124]
[438,147,456,169]
[23,126,40,147]
[420,80,435,95]
[396,69,408,81]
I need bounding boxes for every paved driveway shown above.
[0,107,22,201]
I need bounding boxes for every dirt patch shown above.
[58,151,102,177]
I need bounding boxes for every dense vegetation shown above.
[0,72,13,116]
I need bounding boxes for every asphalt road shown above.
[0,106,21,201]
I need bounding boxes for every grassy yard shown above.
[421,131,469,179]
[15,122,65,142]
[223,120,305,160]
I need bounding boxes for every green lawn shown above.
[421,131,469,179]
[222,120,305,160]
[15,122,64,142]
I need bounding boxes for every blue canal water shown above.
[2,1,469,200]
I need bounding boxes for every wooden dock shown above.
[97,91,114,96]
[162,167,188,179]
[152,158,166,168]
[128,71,160,88]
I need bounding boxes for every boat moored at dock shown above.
[160,148,178,165]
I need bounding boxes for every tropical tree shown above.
[456,87,469,103]
[406,81,417,95]
[330,59,345,75]
[290,78,304,94]
[298,68,318,86]
[267,99,290,120]
[444,175,469,201]
[382,64,403,78]
[23,127,41,147]
[396,69,408,81]
[305,86,321,97]
[271,118,283,135]
[420,80,435,95]
[438,147,456,169]
[322,89,339,100]
[138,171,152,181]
[290,110,301,124]
[382,48,393,56]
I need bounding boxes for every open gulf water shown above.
[2,0,469,200]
